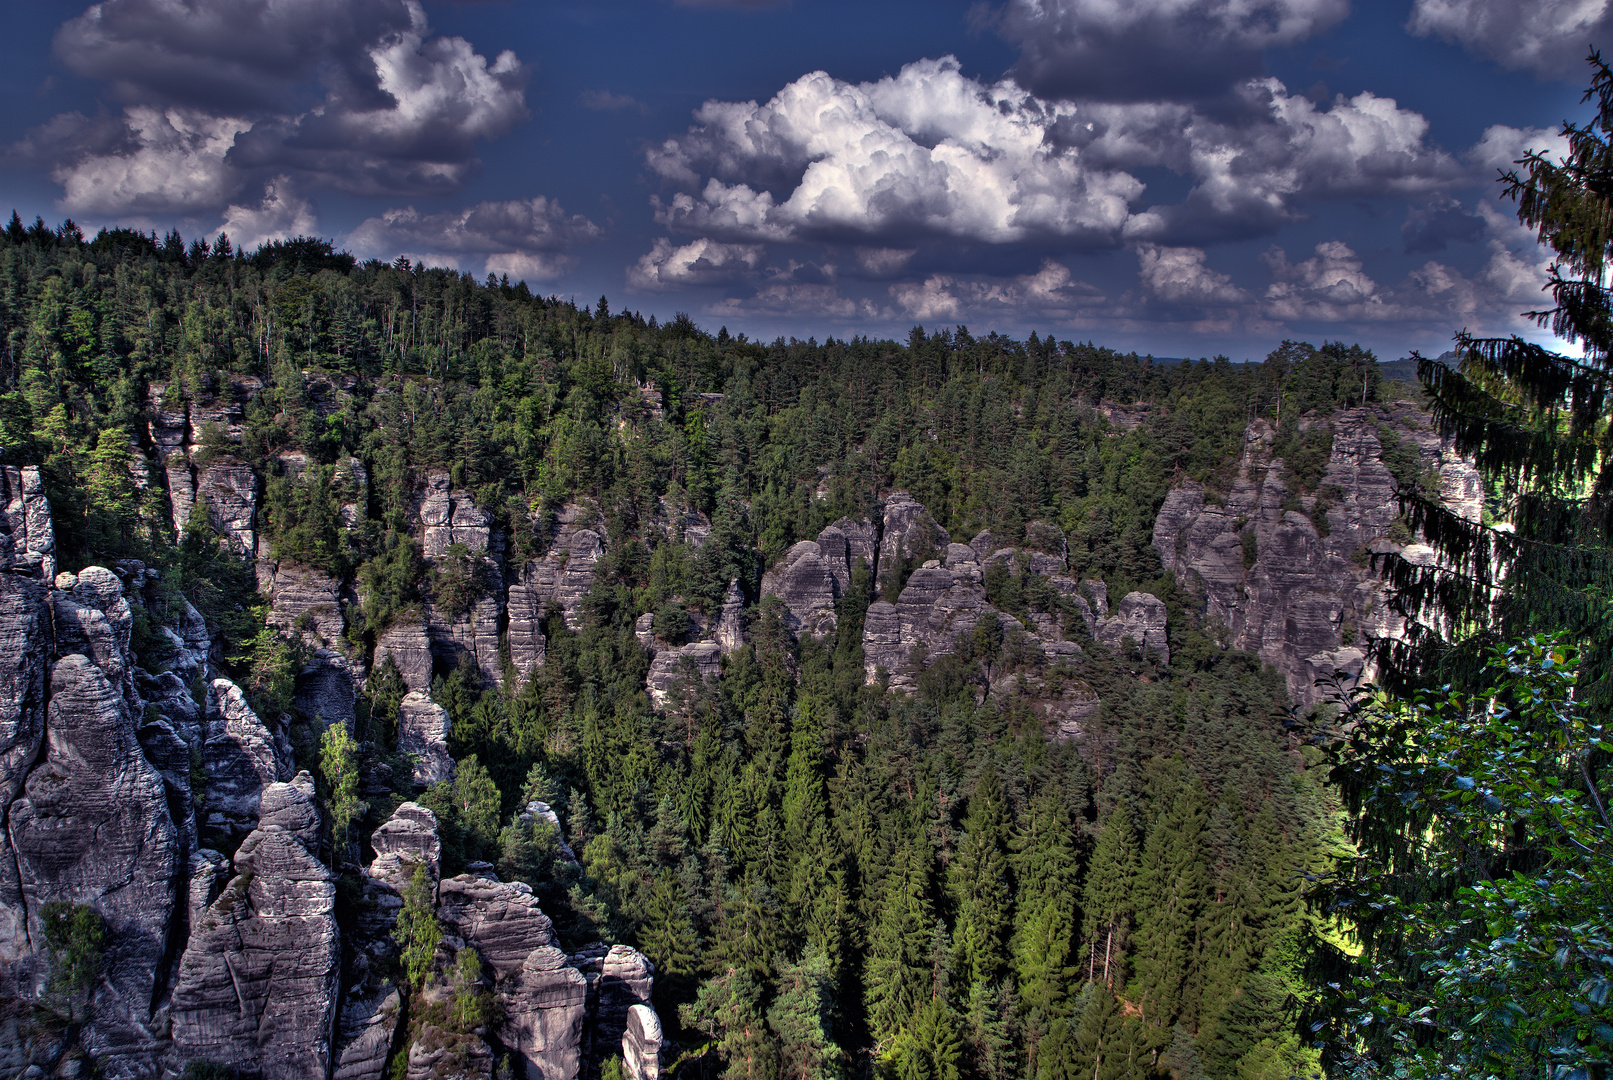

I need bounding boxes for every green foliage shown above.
[319,721,366,859]
[429,542,490,620]
[393,865,442,993]
[41,901,107,1018]
[1321,637,1613,1080]
[453,754,503,861]
[358,532,424,636]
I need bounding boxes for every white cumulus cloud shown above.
[219,176,318,248]
[1136,244,1248,304]
[649,59,1465,251]
[649,58,1143,246]
[629,237,767,290]
[890,260,1105,321]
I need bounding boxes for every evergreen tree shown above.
[1382,52,1613,709]
[1081,804,1138,988]
[768,946,844,1080]
[865,842,935,1046]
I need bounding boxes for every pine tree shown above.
[768,946,844,1080]
[394,865,442,992]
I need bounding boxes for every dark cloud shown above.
[993,0,1350,102]
[1402,199,1485,253]
[1409,0,1613,81]
[54,0,415,115]
[24,0,528,216]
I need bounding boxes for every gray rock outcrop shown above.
[1095,592,1170,665]
[398,692,454,789]
[1152,407,1481,707]
[622,1003,664,1080]
[863,565,998,691]
[879,492,949,577]
[9,653,180,1068]
[0,466,56,581]
[515,508,605,633]
[646,642,722,708]
[200,677,291,839]
[499,946,589,1080]
[375,619,435,694]
[760,541,840,639]
[170,775,340,1080]
[0,570,48,962]
[436,875,556,977]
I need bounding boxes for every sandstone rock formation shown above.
[399,692,454,789]
[879,491,949,577]
[436,875,556,976]
[622,1004,664,1080]
[863,565,997,691]
[0,570,48,962]
[514,506,605,633]
[646,642,722,708]
[760,540,840,639]
[0,466,56,581]
[9,654,180,1067]
[1152,408,1481,707]
[375,619,435,694]
[169,774,341,1079]
[499,946,588,1080]
[200,676,292,839]
[1095,591,1170,666]
[264,561,346,648]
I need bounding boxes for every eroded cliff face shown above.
[1152,405,1481,708]
[0,474,666,1080]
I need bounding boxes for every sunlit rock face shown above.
[1152,406,1482,709]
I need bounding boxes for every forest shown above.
[0,78,1609,1079]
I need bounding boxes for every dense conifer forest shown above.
[0,192,1605,1080]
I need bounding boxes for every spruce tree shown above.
[1382,52,1613,708]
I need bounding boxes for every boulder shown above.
[585,946,655,1080]
[398,692,454,789]
[622,1004,664,1080]
[507,580,549,686]
[333,983,402,1080]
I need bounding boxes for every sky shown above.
[0,0,1604,360]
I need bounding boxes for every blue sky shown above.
[0,0,1601,359]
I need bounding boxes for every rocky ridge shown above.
[1152,407,1481,708]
